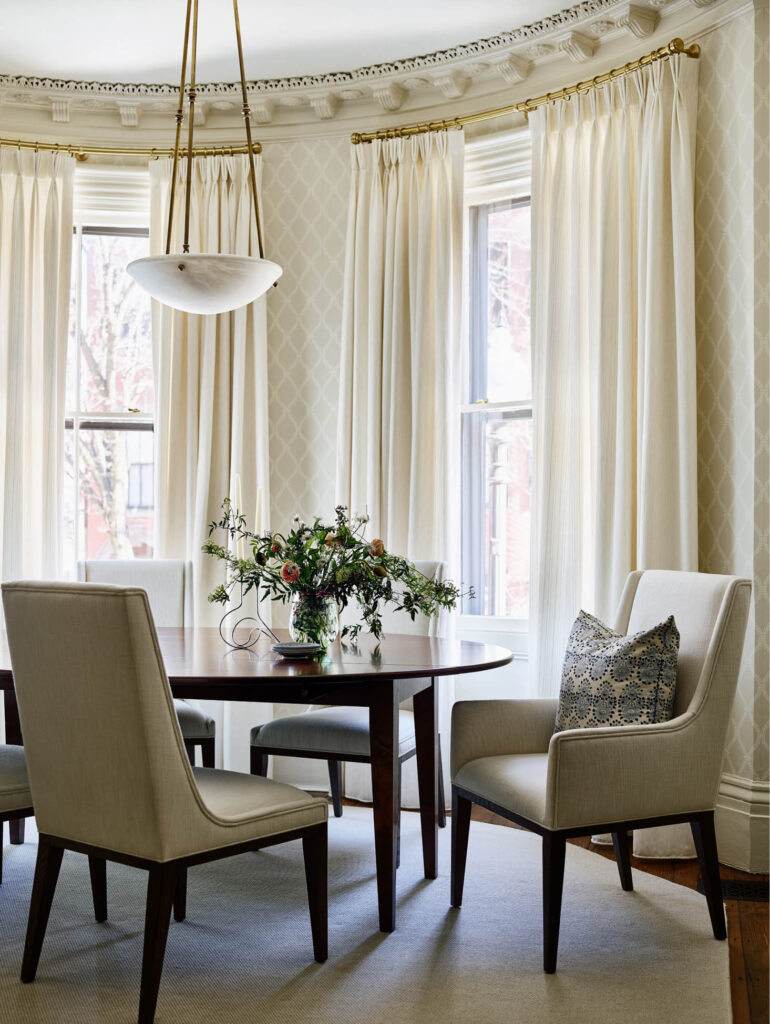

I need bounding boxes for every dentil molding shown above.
[0,0,729,133]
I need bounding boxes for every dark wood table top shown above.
[0,627,513,689]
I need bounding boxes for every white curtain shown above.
[149,155,270,772]
[336,131,464,562]
[0,148,74,589]
[529,56,699,857]
[334,132,464,807]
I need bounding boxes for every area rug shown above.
[0,808,731,1024]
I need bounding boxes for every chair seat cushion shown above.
[174,699,216,740]
[0,744,32,814]
[250,707,416,758]
[554,611,679,732]
[454,753,550,827]
[192,767,327,831]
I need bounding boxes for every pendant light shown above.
[127,0,281,314]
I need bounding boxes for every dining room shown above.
[0,1,767,1022]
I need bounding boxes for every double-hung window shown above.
[64,172,154,570]
[461,196,531,621]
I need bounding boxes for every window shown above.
[64,226,155,568]
[462,197,532,619]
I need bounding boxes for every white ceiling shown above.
[0,0,569,83]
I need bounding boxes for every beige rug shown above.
[0,808,730,1024]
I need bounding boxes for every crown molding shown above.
[0,0,733,136]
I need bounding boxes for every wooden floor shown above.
[471,804,769,1024]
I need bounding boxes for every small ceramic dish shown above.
[271,642,322,659]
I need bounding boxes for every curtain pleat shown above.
[149,155,270,772]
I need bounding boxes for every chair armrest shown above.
[545,711,711,830]
[451,699,558,778]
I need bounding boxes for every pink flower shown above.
[270,541,281,553]
[281,561,300,583]
[369,538,385,557]
[325,532,340,548]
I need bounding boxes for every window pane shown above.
[77,233,153,415]
[462,412,531,618]
[485,203,531,403]
[77,429,154,559]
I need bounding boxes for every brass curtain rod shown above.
[351,37,699,145]
[0,137,261,162]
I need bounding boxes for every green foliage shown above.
[203,500,473,641]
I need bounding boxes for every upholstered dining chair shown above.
[2,581,327,1024]
[78,559,216,767]
[449,570,751,973]
[249,561,447,833]
[0,744,32,885]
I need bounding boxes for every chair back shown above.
[613,570,751,788]
[77,559,192,627]
[380,561,446,637]
[2,582,202,861]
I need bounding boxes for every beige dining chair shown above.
[450,570,751,973]
[0,744,33,885]
[78,559,216,767]
[249,561,447,835]
[2,581,328,1024]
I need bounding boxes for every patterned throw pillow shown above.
[554,611,680,732]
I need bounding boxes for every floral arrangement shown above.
[202,500,470,646]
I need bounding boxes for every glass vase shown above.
[289,592,339,648]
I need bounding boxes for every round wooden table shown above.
[0,627,513,932]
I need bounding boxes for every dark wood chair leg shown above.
[138,863,178,1024]
[450,787,472,908]
[302,824,328,963]
[396,764,402,870]
[10,818,25,844]
[21,836,64,983]
[174,868,187,922]
[183,740,196,767]
[0,824,3,885]
[542,832,567,974]
[250,748,269,777]
[200,738,215,769]
[88,856,108,922]
[691,812,727,940]
[437,736,447,829]
[328,759,343,818]
[612,830,633,891]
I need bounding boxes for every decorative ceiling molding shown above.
[0,0,728,130]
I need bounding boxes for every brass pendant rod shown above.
[232,0,265,259]
[0,138,261,160]
[182,0,200,255]
[350,37,700,145]
[165,0,194,255]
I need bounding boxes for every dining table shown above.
[0,627,512,932]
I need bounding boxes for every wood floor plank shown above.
[739,899,769,1024]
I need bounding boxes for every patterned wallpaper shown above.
[694,6,767,785]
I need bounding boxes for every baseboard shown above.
[715,773,769,873]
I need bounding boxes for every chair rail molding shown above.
[716,772,770,873]
[0,0,741,143]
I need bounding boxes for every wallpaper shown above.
[694,6,767,784]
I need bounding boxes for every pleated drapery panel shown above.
[336,132,465,565]
[149,155,270,772]
[0,148,74,589]
[529,54,699,698]
[529,56,699,857]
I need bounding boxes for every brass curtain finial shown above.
[351,37,700,145]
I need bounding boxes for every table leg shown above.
[4,690,25,844]
[369,683,399,932]
[412,677,438,879]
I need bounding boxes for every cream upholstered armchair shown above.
[249,560,447,831]
[78,559,216,767]
[0,745,32,885]
[450,570,751,973]
[2,582,328,1024]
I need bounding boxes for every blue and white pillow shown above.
[554,611,679,733]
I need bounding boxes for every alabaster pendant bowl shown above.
[126,253,283,315]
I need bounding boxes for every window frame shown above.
[65,216,154,569]
[459,187,532,633]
